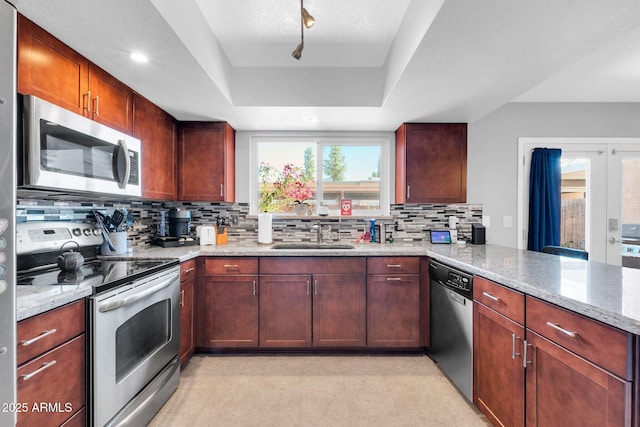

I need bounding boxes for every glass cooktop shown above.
[17,258,179,294]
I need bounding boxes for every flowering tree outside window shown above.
[259,162,314,213]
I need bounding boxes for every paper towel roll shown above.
[258,213,273,244]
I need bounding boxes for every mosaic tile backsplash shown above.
[17,197,482,248]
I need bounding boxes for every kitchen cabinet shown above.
[179,259,196,366]
[17,15,133,134]
[473,276,525,427]
[177,122,235,202]
[366,257,421,347]
[524,297,633,426]
[259,257,366,348]
[16,300,86,426]
[395,123,467,203]
[133,94,177,200]
[199,258,259,348]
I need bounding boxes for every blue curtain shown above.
[527,148,562,252]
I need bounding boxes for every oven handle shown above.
[98,273,179,313]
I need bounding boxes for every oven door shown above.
[90,266,180,427]
[21,95,141,197]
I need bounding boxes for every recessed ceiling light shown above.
[130,52,149,63]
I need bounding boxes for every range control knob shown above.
[83,228,92,236]
[72,228,82,237]
[92,228,101,236]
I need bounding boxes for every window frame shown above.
[249,132,392,216]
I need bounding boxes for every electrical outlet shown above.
[231,215,239,225]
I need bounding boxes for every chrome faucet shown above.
[312,221,323,244]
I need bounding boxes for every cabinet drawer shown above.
[17,299,85,365]
[473,276,524,325]
[205,257,258,275]
[17,335,85,426]
[526,297,632,380]
[180,259,197,281]
[260,257,365,275]
[367,257,420,275]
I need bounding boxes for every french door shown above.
[518,138,640,267]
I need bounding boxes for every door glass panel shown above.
[115,299,171,382]
[560,158,588,251]
[621,157,640,268]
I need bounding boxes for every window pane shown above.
[258,142,317,213]
[322,145,380,214]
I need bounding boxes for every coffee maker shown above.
[151,208,196,247]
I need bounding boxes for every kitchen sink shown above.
[271,243,355,250]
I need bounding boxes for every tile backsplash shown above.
[17,197,482,248]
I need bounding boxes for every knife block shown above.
[216,227,228,245]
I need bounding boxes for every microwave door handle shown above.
[117,139,131,189]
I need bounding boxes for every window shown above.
[251,134,391,216]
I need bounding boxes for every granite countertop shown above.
[17,241,640,336]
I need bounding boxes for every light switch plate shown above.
[482,215,491,227]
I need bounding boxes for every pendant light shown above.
[292,0,314,60]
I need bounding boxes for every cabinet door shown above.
[202,275,259,348]
[525,331,632,427]
[474,303,525,427]
[313,274,366,347]
[133,94,177,200]
[367,274,420,347]
[17,15,89,115]
[88,64,133,133]
[259,275,311,347]
[396,123,467,203]
[179,276,195,366]
[177,122,235,202]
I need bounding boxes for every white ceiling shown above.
[13,0,640,131]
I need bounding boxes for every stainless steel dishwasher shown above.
[429,259,474,402]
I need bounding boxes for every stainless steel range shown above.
[621,224,640,269]
[16,222,180,427]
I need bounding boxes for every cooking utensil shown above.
[94,211,115,251]
[111,209,125,231]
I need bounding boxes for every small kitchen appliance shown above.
[197,225,217,246]
[169,208,191,237]
[471,223,486,245]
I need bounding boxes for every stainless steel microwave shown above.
[20,95,142,197]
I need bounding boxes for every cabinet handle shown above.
[183,267,195,273]
[224,264,239,271]
[407,185,411,199]
[83,91,91,113]
[314,279,318,295]
[253,280,256,296]
[21,329,57,346]
[511,333,521,360]
[386,264,402,268]
[522,340,532,368]
[93,95,99,116]
[545,322,578,338]
[180,289,185,306]
[21,360,56,381]
[387,277,402,281]
[220,184,224,197]
[482,291,500,302]
[307,280,310,295]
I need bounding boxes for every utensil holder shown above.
[216,227,228,245]
[101,231,128,255]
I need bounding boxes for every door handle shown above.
[609,237,621,244]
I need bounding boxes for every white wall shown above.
[467,102,640,248]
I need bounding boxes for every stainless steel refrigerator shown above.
[0,1,17,426]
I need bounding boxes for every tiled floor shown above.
[149,355,491,427]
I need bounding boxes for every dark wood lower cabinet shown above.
[179,276,195,365]
[202,275,259,347]
[259,274,312,347]
[525,331,632,427]
[366,274,420,347]
[312,274,366,347]
[474,303,525,427]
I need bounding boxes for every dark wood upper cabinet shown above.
[17,15,89,115]
[177,122,236,202]
[133,94,177,200]
[18,15,134,134]
[395,123,467,204]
